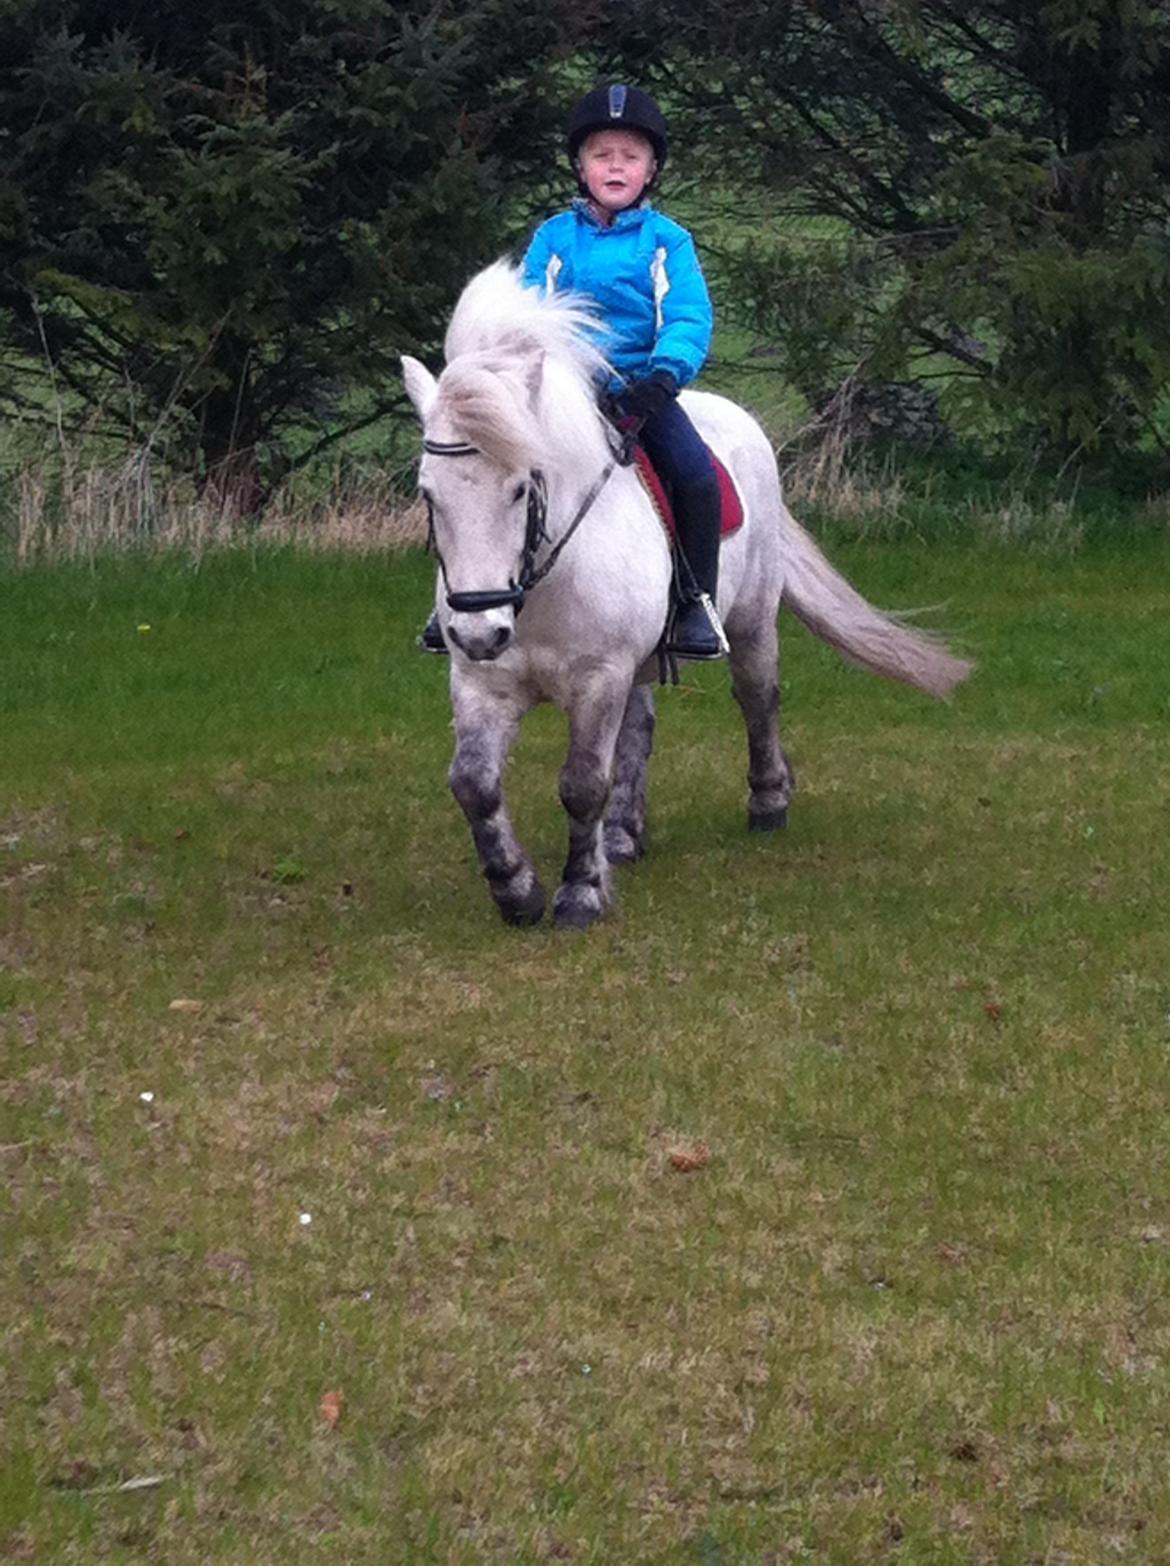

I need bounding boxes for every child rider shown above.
[420,83,726,661]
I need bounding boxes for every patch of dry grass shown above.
[6,451,426,565]
[781,417,908,527]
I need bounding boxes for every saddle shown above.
[631,446,744,540]
[603,404,745,540]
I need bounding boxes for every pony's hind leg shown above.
[604,684,656,866]
[449,685,545,926]
[555,681,630,929]
[727,616,795,832]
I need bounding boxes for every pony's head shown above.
[401,263,614,661]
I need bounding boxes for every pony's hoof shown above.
[553,882,608,930]
[604,825,644,866]
[497,880,546,926]
[749,806,788,833]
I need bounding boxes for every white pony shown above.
[402,262,970,929]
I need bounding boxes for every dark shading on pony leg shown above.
[449,710,546,925]
[553,684,628,928]
[604,684,656,865]
[727,617,795,833]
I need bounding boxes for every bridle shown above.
[421,437,615,615]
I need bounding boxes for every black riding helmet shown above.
[567,84,668,180]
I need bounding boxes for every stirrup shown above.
[665,594,729,661]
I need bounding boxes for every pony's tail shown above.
[777,501,972,698]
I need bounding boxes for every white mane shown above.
[436,262,614,479]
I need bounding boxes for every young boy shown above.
[420,83,726,660]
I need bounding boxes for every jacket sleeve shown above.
[648,227,713,388]
[520,218,565,294]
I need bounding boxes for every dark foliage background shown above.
[2,0,1169,500]
[0,0,579,501]
[618,0,1170,457]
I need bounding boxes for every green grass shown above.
[3,538,1170,1563]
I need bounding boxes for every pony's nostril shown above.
[446,624,465,651]
[491,625,511,651]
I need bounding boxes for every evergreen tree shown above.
[0,0,574,503]
[624,0,1170,455]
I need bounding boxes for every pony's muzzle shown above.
[446,610,515,662]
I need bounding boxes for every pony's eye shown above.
[512,482,527,504]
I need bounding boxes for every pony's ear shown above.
[525,350,545,410]
[401,355,438,422]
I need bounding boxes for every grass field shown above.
[3,535,1170,1564]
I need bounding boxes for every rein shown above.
[422,436,614,615]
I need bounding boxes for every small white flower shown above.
[581,1364,591,1376]
[299,1212,312,1227]
[139,1091,155,1104]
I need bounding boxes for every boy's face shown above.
[578,129,657,216]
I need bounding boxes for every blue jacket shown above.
[520,200,712,391]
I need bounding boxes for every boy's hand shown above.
[617,370,678,422]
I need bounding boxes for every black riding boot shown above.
[417,609,448,655]
[667,472,728,660]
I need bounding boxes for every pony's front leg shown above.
[555,682,630,929]
[449,685,544,926]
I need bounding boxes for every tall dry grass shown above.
[777,397,1091,551]
[780,418,907,524]
[5,448,426,566]
[4,409,1111,569]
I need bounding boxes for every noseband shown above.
[422,437,614,615]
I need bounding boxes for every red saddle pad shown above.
[632,446,744,540]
